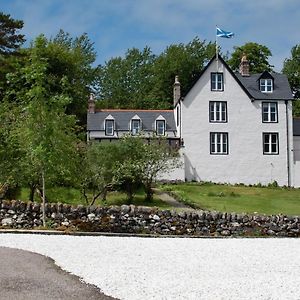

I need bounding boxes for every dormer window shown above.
[211,73,224,91]
[105,119,114,136]
[131,119,141,135]
[260,78,273,93]
[156,120,165,135]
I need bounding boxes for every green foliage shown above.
[0,35,80,203]
[0,12,26,99]
[96,47,156,109]
[283,44,300,116]
[82,135,180,203]
[5,31,97,124]
[228,42,273,73]
[152,38,215,106]
[0,12,25,55]
[282,45,300,98]
[96,37,215,109]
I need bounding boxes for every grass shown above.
[18,187,173,209]
[160,182,300,216]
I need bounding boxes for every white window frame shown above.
[105,119,114,136]
[260,79,273,93]
[263,133,279,155]
[210,132,228,155]
[156,120,165,136]
[131,119,141,135]
[262,102,278,123]
[211,73,224,91]
[209,101,227,122]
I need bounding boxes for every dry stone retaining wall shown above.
[0,200,300,237]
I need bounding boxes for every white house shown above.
[87,55,300,187]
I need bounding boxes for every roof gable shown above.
[259,71,274,80]
[183,54,254,100]
[183,54,293,101]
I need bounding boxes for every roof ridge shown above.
[96,109,173,112]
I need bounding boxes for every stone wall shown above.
[0,200,299,237]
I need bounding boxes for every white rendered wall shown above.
[293,136,300,187]
[182,59,293,186]
[158,151,185,181]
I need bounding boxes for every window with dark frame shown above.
[105,119,114,136]
[263,133,279,154]
[260,79,273,92]
[131,119,141,135]
[210,132,228,155]
[262,102,277,122]
[209,101,227,122]
[211,73,224,91]
[156,120,165,135]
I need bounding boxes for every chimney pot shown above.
[88,93,95,113]
[239,53,250,77]
[173,75,181,106]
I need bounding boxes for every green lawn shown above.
[161,182,300,216]
[19,187,172,209]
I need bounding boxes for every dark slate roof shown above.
[183,55,293,101]
[87,110,177,131]
[293,118,300,136]
[235,72,293,100]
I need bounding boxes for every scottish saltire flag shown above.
[216,27,234,38]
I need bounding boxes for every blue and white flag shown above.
[216,27,234,38]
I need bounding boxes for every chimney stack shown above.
[239,54,250,77]
[88,93,95,113]
[173,75,181,106]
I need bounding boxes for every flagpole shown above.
[216,25,219,72]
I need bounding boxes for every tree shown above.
[151,37,215,106]
[82,135,180,203]
[228,42,273,73]
[96,37,215,109]
[96,47,156,109]
[0,12,26,99]
[5,31,97,125]
[0,12,25,55]
[283,45,300,104]
[78,142,117,205]
[3,35,79,224]
[0,101,24,198]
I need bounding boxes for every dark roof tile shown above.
[87,110,176,131]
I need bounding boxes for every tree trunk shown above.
[28,184,35,202]
[145,182,153,202]
[42,170,46,227]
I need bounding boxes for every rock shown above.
[152,214,160,221]
[121,205,130,214]
[1,218,13,226]
[87,213,96,221]
[61,221,70,226]
[221,230,231,236]
[267,229,276,236]
[7,209,15,215]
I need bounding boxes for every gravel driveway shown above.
[0,234,299,300]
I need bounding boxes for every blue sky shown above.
[1,0,300,71]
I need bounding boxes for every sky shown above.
[1,0,300,71]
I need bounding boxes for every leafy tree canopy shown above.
[5,31,97,125]
[96,37,215,109]
[0,11,25,55]
[228,42,273,73]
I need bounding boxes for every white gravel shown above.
[0,234,300,300]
